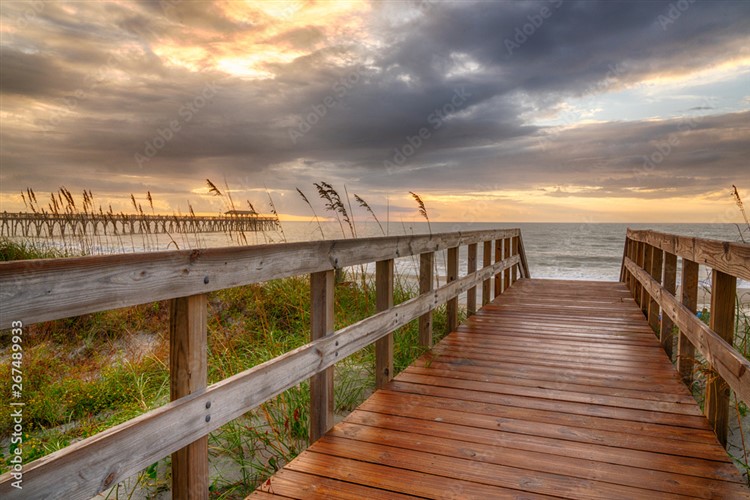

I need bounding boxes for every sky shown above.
[1,0,749,223]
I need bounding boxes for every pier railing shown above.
[0,228,529,499]
[0,211,279,237]
[620,229,750,446]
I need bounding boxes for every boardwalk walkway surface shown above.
[251,279,750,499]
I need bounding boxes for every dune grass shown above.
[0,237,67,261]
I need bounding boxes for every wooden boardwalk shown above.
[252,279,750,499]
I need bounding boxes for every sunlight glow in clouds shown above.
[0,1,748,222]
[153,1,371,79]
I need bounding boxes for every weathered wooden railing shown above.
[620,229,750,446]
[0,229,529,499]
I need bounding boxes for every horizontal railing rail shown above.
[0,229,522,329]
[621,229,750,281]
[0,228,529,499]
[620,228,750,447]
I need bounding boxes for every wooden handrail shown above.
[0,229,520,330]
[0,229,527,499]
[621,229,750,447]
[624,257,750,403]
[626,229,750,281]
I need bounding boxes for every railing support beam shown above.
[482,241,492,305]
[634,241,644,303]
[494,239,502,298]
[467,244,477,316]
[619,236,629,282]
[511,236,519,284]
[503,238,511,292]
[419,252,434,347]
[661,252,677,359]
[310,270,335,443]
[648,247,663,333]
[678,259,699,384]
[170,294,208,500]
[640,244,652,315]
[447,246,459,332]
[706,269,737,447]
[375,259,394,389]
[518,232,530,279]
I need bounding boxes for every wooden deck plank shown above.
[426,344,684,373]
[394,370,703,415]
[404,365,697,404]
[309,436,692,499]
[252,279,749,498]
[438,334,676,359]
[361,390,719,447]
[284,451,558,499]
[385,380,711,429]
[327,422,750,498]
[409,359,695,398]
[344,409,742,482]
[249,469,417,499]
[412,357,690,392]
[368,385,727,460]
[430,344,686,375]
[442,334,670,355]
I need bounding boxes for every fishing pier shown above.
[0,211,279,238]
[0,228,748,498]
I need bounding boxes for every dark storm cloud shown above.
[0,47,79,97]
[380,1,715,92]
[1,0,749,212]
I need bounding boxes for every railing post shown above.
[633,241,646,307]
[375,259,394,389]
[511,236,519,284]
[517,231,530,279]
[622,238,632,288]
[619,236,629,283]
[482,240,492,305]
[447,246,459,332]
[706,269,737,447]
[170,294,208,500]
[630,240,641,290]
[678,259,699,384]
[640,244,652,315]
[310,270,334,443]
[419,252,434,347]
[467,243,477,316]
[494,239,502,298]
[648,247,663,333]
[628,238,637,291]
[503,237,511,292]
[661,252,677,359]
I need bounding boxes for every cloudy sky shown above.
[1,0,749,223]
